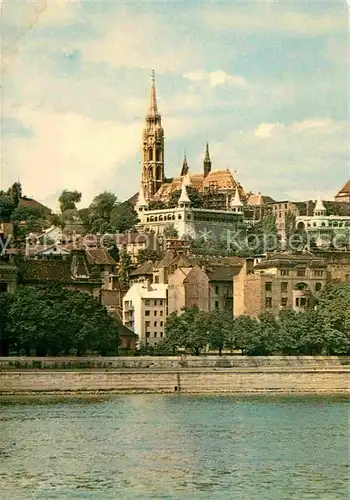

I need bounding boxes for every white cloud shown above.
[211,118,347,200]
[184,70,249,89]
[2,105,141,208]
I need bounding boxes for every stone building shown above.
[123,282,168,348]
[295,197,350,249]
[125,240,243,333]
[234,252,328,318]
[266,200,300,237]
[135,174,246,239]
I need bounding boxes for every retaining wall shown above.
[0,367,349,394]
[1,355,349,370]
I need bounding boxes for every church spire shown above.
[142,70,165,199]
[203,142,211,177]
[148,69,159,119]
[181,152,189,176]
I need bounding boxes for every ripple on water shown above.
[0,394,348,500]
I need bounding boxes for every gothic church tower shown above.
[142,71,165,199]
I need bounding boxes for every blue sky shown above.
[1,0,348,210]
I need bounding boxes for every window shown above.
[265,282,272,291]
[265,297,272,308]
[154,299,157,306]
[154,310,157,316]
[281,297,288,307]
[297,268,306,277]
[154,321,157,327]
[281,282,288,293]
[146,332,150,338]
[145,299,150,306]
[159,299,163,305]
[314,270,324,277]
[154,332,157,338]
[215,286,219,294]
[215,301,220,309]
[315,282,322,292]
[281,270,289,276]
[160,310,163,317]
[154,276,159,284]
[296,297,308,307]
[285,204,288,209]
[279,212,282,218]
[160,332,164,338]
[160,321,163,327]
[145,321,150,327]
[145,310,150,316]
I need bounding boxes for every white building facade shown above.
[123,282,168,348]
[296,197,350,249]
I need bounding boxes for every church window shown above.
[148,149,153,161]
[178,214,182,219]
[156,149,161,162]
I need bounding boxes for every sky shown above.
[1,0,348,211]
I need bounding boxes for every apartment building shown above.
[123,282,168,348]
[234,253,328,318]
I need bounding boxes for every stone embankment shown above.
[0,356,349,394]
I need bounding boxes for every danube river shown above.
[0,395,348,499]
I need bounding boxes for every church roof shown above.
[336,180,350,196]
[154,168,242,200]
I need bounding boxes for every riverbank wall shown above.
[0,357,349,394]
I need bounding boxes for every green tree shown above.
[118,245,132,293]
[11,205,47,236]
[137,248,160,264]
[284,211,296,248]
[316,283,350,355]
[164,224,178,239]
[58,190,82,212]
[110,201,139,233]
[163,308,209,355]
[207,310,233,355]
[233,315,260,355]
[7,285,120,356]
[0,293,14,356]
[7,182,22,207]
[89,192,118,233]
[0,194,16,221]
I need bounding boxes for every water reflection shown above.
[0,395,348,500]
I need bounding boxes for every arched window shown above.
[295,282,308,291]
[148,149,153,161]
[178,214,182,219]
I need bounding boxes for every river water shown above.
[0,394,348,499]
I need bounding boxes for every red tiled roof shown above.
[85,248,117,266]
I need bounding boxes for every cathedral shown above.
[135,72,247,239]
[139,72,246,209]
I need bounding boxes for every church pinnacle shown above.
[203,142,211,177]
[148,69,160,119]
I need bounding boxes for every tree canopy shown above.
[0,285,120,356]
[153,284,350,356]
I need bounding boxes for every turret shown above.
[178,175,192,207]
[314,196,326,217]
[231,187,243,213]
[136,182,148,212]
[203,142,211,177]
